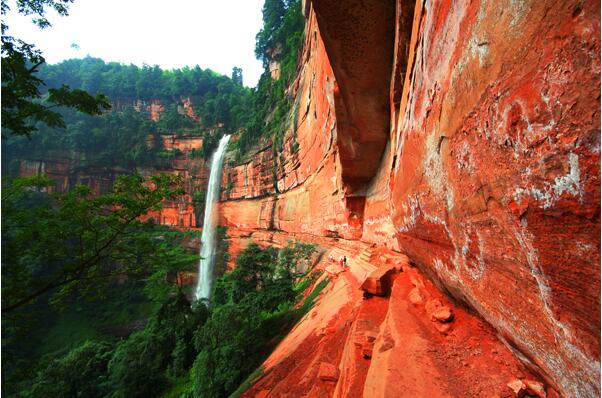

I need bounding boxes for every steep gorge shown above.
[219,1,600,397]
[3,0,599,396]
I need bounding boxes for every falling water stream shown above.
[195,134,231,301]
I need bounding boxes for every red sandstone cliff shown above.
[14,97,212,229]
[17,140,209,229]
[220,1,600,396]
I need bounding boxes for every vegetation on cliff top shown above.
[2,57,252,172]
[38,57,252,132]
[232,0,305,160]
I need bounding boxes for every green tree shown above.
[192,241,316,397]
[192,303,261,398]
[28,340,115,398]
[1,0,111,137]
[1,173,196,314]
[234,0,304,157]
[107,292,209,398]
[255,0,286,65]
[231,66,243,86]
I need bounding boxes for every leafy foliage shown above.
[2,57,253,171]
[14,242,318,398]
[38,57,252,132]
[1,0,111,137]
[231,66,243,86]
[107,293,209,398]
[233,0,304,159]
[1,272,161,397]
[193,241,317,398]
[16,291,208,398]
[1,173,197,314]
[28,340,115,398]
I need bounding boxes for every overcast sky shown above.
[3,0,265,87]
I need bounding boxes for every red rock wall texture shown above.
[221,9,359,239]
[220,1,600,396]
[388,1,600,396]
[16,138,209,229]
[160,135,204,152]
[18,153,128,195]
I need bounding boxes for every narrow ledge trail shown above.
[237,233,549,398]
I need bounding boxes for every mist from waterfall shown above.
[195,134,231,301]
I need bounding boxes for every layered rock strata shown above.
[220,1,600,396]
[16,136,209,228]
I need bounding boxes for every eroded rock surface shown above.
[238,236,540,398]
[221,1,600,396]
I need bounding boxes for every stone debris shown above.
[360,264,397,296]
[524,379,547,398]
[425,298,442,314]
[408,287,425,305]
[424,298,455,334]
[507,379,527,396]
[431,306,454,323]
[507,378,547,398]
[434,322,452,335]
[317,362,340,382]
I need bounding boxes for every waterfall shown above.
[195,134,231,301]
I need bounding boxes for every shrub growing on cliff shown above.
[234,0,304,158]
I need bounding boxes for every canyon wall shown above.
[8,95,213,229]
[387,2,600,397]
[15,133,209,229]
[221,9,356,239]
[220,1,600,396]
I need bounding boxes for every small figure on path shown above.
[343,256,347,268]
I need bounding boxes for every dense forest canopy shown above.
[2,0,305,170]
[2,0,310,397]
[2,57,253,171]
[38,57,251,119]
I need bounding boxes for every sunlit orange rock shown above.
[148,99,164,122]
[224,1,600,396]
[359,265,397,297]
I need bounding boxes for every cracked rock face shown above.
[388,1,600,396]
[221,1,600,396]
